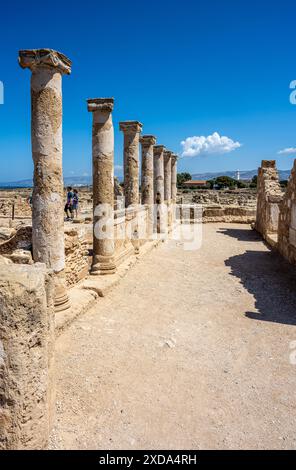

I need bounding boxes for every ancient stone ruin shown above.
[254,160,283,241]
[278,160,296,264]
[1,48,296,451]
[254,158,296,264]
[0,49,179,449]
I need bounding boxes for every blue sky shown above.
[0,0,296,181]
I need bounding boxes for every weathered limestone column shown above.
[164,150,172,203]
[18,49,71,312]
[119,121,143,208]
[171,154,178,225]
[153,145,165,204]
[87,98,116,275]
[140,135,156,238]
[164,150,173,231]
[153,145,166,233]
[0,263,55,450]
[171,154,178,204]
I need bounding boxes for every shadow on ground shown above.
[217,227,262,242]
[225,243,296,326]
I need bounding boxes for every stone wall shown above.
[254,160,283,239]
[0,263,55,449]
[64,227,90,287]
[178,189,257,223]
[278,160,296,265]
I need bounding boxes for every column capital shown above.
[153,145,166,156]
[87,98,114,113]
[164,150,173,160]
[18,49,72,75]
[140,135,156,146]
[119,121,143,134]
[171,153,178,161]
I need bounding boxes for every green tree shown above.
[249,175,258,188]
[214,176,237,189]
[177,172,192,187]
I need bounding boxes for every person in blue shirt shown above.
[72,189,79,219]
[64,186,74,220]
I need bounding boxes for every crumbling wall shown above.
[254,160,283,238]
[179,189,257,223]
[64,227,89,286]
[278,160,296,265]
[0,263,55,450]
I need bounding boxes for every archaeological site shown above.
[1,2,296,458]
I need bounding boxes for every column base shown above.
[54,275,71,313]
[91,255,116,275]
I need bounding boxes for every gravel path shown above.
[50,223,296,450]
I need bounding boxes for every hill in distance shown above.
[0,170,291,188]
[191,169,291,181]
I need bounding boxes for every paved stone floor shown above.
[50,223,296,450]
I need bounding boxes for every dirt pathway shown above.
[50,223,296,450]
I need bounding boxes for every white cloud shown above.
[180,132,242,158]
[278,147,296,155]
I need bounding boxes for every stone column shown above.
[164,150,172,203]
[171,154,178,204]
[153,145,166,233]
[140,135,156,238]
[119,121,143,208]
[164,150,173,231]
[18,49,71,312]
[153,145,165,204]
[171,154,178,225]
[87,98,116,275]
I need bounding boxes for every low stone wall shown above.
[64,227,90,287]
[178,189,257,223]
[254,161,283,239]
[202,206,256,223]
[0,263,55,450]
[278,160,296,265]
[186,189,257,207]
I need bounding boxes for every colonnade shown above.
[19,48,178,311]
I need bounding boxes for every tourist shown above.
[64,186,74,220]
[73,188,79,219]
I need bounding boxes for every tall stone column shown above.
[18,49,71,312]
[164,150,172,203]
[153,145,165,204]
[87,98,116,275]
[171,154,178,225]
[119,121,143,208]
[153,145,166,233]
[164,150,173,231]
[140,135,156,237]
[171,154,178,204]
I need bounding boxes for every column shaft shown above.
[153,145,165,204]
[88,98,116,275]
[119,121,142,208]
[19,49,71,312]
[140,135,156,238]
[164,150,172,203]
[171,155,178,203]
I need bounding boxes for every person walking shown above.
[64,186,74,221]
[73,189,79,219]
